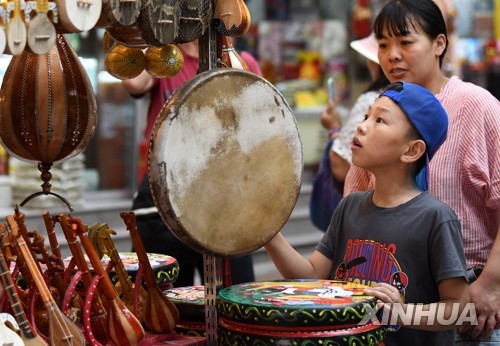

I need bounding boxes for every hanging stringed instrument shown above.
[70,216,145,346]
[138,0,175,45]
[5,215,85,346]
[6,0,26,55]
[53,0,102,33]
[89,223,147,320]
[173,0,210,43]
[0,34,97,212]
[59,214,110,345]
[217,34,248,70]
[26,0,56,54]
[121,212,179,333]
[0,237,48,346]
[101,0,141,26]
[0,5,7,55]
[213,0,251,37]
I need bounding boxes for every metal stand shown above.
[203,254,222,345]
[199,2,221,345]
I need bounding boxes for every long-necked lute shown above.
[5,215,85,346]
[0,235,48,346]
[59,214,110,345]
[0,224,44,335]
[70,216,145,346]
[120,212,179,333]
[89,223,147,319]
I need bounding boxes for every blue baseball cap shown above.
[380,82,448,191]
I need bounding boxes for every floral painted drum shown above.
[163,285,205,336]
[216,279,386,345]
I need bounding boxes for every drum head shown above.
[149,69,303,256]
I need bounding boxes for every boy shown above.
[265,82,469,345]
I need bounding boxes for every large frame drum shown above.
[149,68,303,257]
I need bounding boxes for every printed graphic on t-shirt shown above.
[333,238,408,300]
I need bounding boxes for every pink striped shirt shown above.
[344,76,500,268]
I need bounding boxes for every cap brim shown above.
[350,36,379,64]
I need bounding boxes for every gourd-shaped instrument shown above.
[121,212,179,333]
[0,34,97,211]
[144,44,184,78]
[104,41,146,80]
[5,215,86,345]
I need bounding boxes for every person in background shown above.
[122,40,262,287]
[344,0,500,343]
[320,32,389,183]
[266,81,469,345]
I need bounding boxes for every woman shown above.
[344,0,500,343]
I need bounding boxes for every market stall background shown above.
[0,0,498,283]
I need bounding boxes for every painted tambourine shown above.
[149,68,303,257]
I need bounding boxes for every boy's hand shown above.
[364,282,403,305]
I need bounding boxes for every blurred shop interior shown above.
[0,0,498,213]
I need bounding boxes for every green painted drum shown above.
[163,285,205,337]
[64,252,179,290]
[217,279,385,345]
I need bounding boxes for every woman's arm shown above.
[121,70,154,96]
[329,150,350,182]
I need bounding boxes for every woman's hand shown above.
[320,100,342,130]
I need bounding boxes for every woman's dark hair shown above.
[365,66,390,93]
[373,0,448,67]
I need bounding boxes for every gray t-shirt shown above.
[316,191,467,346]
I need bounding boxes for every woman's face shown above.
[376,23,445,90]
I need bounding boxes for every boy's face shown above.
[351,97,416,171]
